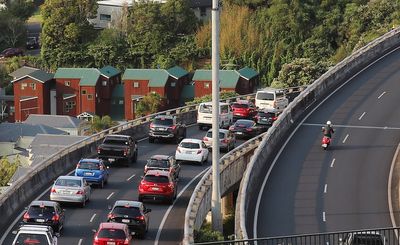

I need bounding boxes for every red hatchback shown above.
[93,222,132,245]
[138,170,177,204]
[231,100,257,119]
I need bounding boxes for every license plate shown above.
[152,187,160,191]
[108,158,115,162]
[322,144,327,147]
[236,132,243,134]
[158,127,167,131]
[107,242,115,245]
[36,219,45,222]
[262,118,269,121]
[84,172,94,176]
[62,190,71,194]
[122,219,130,223]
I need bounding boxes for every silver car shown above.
[50,176,91,207]
[203,128,236,152]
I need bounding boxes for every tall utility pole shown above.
[211,0,223,232]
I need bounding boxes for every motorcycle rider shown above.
[322,121,334,138]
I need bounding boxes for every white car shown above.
[12,225,58,245]
[203,128,236,152]
[175,138,209,165]
[50,176,91,207]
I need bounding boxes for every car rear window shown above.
[78,161,100,170]
[28,205,55,216]
[206,131,225,138]
[180,142,200,149]
[353,235,384,245]
[153,118,173,126]
[55,178,81,187]
[147,159,169,168]
[144,175,169,183]
[256,92,275,100]
[15,234,49,244]
[232,103,249,108]
[112,206,141,217]
[234,120,254,127]
[98,228,126,239]
[199,104,212,113]
[103,138,128,145]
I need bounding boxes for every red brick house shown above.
[192,67,259,98]
[122,66,189,120]
[54,66,121,117]
[10,66,54,122]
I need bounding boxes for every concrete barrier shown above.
[237,28,400,239]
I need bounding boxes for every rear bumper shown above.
[50,194,85,203]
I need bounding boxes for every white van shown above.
[197,102,233,130]
[255,88,289,111]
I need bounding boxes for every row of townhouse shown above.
[5,65,259,122]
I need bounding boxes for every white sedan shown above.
[175,138,209,165]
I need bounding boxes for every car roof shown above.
[200,101,230,106]
[180,138,202,143]
[114,200,142,208]
[30,200,58,207]
[145,170,170,177]
[154,115,174,119]
[79,158,101,163]
[56,175,83,180]
[233,100,250,104]
[19,225,53,232]
[257,88,284,93]
[150,155,170,160]
[99,222,128,230]
[206,128,229,133]
[106,134,130,139]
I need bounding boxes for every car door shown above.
[201,142,209,158]
[171,157,180,178]
[83,180,90,199]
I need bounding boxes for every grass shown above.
[27,8,42,23]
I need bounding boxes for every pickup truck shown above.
[97,134,138,165]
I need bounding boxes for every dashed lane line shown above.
[342,134,349,144]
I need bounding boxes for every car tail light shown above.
[97,147,101,154]
[203,137,208,141]
[150,123,154,129]
[52,214,60,221]
[124,238,130,245]
[221,139,228,143]
[76,190,84,195]
[272,116,278,121]
[93,234,99,244]
[169,125,176,130]
[99,165,104,170]
[136,215,145,221]
[123,148,129,156]
[51,188,56,193]
[229,126,234,131]
[246,128,253,132]
[177,147,181,153]
[107,213,115,220]
[23,212,29,221]
[196,149,202,154]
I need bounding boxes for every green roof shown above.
[100,65,120,78]
[10,67,53,83]
[192,70,240,88]
[29,70,54,82]
[181,84,195,99]
[238,67,258,80]
[54,68,101,86]
[111,84,124,98]
[167,66,188,79]
[122,69,169,87]
[9,66,38,78]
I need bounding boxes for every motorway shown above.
[2,125,245,244]
[253,47,400,237]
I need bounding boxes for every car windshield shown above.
[199,104,212,113]
[153,118,173,126]
[147,159,169,168]
[112,206,141,217]
[353,235,383,245]
[206,131,225,138]
[234,120,254,127]
[144,175,169,183]
[15,234,49,244]
[28,206,55,216]
[55,178,81,187]
[180,142,200,149]
[256,92,274,100]
[98,228,126,239]
[103,139,128,145]
[78,161,100,170]
[232,103,249,108]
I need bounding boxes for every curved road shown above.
[254,47,400,237]
[3,125,245,244]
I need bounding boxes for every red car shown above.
[0,47,24,58]
[138,170,177,204]
[93,222,133,245]
[231,100,257,119]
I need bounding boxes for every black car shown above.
[0,47,24,58]
[97,134,138,166]
[107,200,151,239]
[254,109,280,126]
[229,119,263,139]
[26,37,40,49]
[144,155,181,180]
[148,115,186,143]
[22,200,65,233]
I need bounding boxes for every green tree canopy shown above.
[135,92,163,117]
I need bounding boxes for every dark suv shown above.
[254,109,280,127]
[22,200,65,233]
[148,115,186,143]
[144,155,181,180]
[107,200,151,239]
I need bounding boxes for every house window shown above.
[200,7,207,16]
[21,83,28,90]
[102,80,107,86]
[81,90,87,95]
[10,106,15,113]
[65,101,75,111]
[119,100,124,105]
[87,94,93,100]
[133,82,139,88]
[65,81,71,86]
[204,82,210,89]
[100,14,111,21]
[171,82,176,87]
[30,83,36,90]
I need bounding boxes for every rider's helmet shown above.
[326,121,332,125]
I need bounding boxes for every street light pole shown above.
[211,0,223,232]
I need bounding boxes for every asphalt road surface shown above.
[253,47,400,238]
[2,125,246,245]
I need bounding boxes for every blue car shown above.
[75,159,109,188]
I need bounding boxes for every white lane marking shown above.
[378,91,386,99]
[154,167,210,245]
[330,158,336,168]
[0,170,76,244]
[388,143,400,239]
[324,184,328,194]
[326,242,330,245]
[78,238,83,245]
[126,174,136,181]
[303,123,400,130]
[253,43,400,239]
[323,212,326,222]
[89,213,96,223]
[106,192,114,200]
[358,112,366,120]
[342,134,349,144]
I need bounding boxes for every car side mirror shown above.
[146,208,152,213]
[12,230,18,235]
[92,229,97,233]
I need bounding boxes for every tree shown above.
[135,92,163,117]
[7,0,35,21]
[0,156,20,186]
[160,0,198,36]
[0,11,26,49]
[89,115,118,134]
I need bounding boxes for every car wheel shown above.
[149,137,154,143]
[81,199,86,208]
[175,136,180,144]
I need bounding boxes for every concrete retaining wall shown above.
[237,28,400,239]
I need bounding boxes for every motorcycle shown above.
[321,136,331,150]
